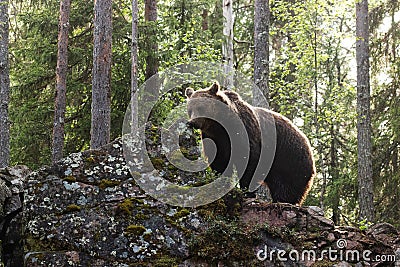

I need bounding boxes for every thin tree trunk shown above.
[330,125,340,225]
[356,0,374,222]
[52,0,71,163]
[222,0,233,89]
[391,0,398,174]
[0,0,10,168]
[312,4,325,210]
[131,0,138,132]
[145,0,158,80]
[178,0,186,57]
[331,43,344,224]
[91,0,112,149]
[143,0,159,112]
[253,0,269,107]
[202,9,208,31]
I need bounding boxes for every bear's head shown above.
[185,82,236,131]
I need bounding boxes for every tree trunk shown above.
[330,125,340,225]
[253,0,269,107]
[202,9,208,31]
[52,0,71,163]
[131,0,138,132]
[91,0,113,149]
[145,0,158,80]
[222,0,234,89]
[391,0,398,174]
[0,0,10,168]
[356,0,374,222]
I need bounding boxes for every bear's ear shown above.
[209,81,220,95]
[185,87,194,98]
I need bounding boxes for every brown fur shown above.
[186,82,315,205]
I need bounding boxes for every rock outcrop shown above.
[0,165,30,267]
[0,139,399,266]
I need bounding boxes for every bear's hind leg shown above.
[266,175,306,205]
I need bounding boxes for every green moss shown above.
[125,225,146,236]
[165,217,178,228]
[167,164,177,170]
[86,156,96,163]
[151,158,165,169]
[232,202,241,215]
[65,204,81,213]
[172,209,190,220]
[198,198,227,219]
[117,197,153,216]
[25,232,67,253]
[263,224,286,238]
[117,198,134,216]
[191,171,216,187]
[189,220,262,263]
[312,260,338,267]
[132,198,144,204]
[143,232,152,242]
[98,179,121,189]
[262,224,301,246]
[93,230,102,242]
[154,255,179,267]
[63,175,76,183]
[135,212,149,220]
[164,208,191,232]
[301,241,315,250]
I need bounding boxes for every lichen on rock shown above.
[16,139,400,266]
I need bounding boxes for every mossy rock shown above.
[64,204,81,213]
[189,220,262,262]
[134,212,150,221]
[153,255,179,267]
[151,158,165,170]
[98,179,121,189]
[85,156,96,163]
[63,176,76,183]
[172,208,190,220]
[117,198,134,216]
[125,225,146,236]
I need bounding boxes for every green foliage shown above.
[149,87,186,126]
[369,0,400,227]
[6,0,400,227]
[158,0,222,67]
[10,0,94,168]
[358,219,373,231]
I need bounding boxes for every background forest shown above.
[4,0,400,227]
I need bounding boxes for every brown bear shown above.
[185,82,315,205]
